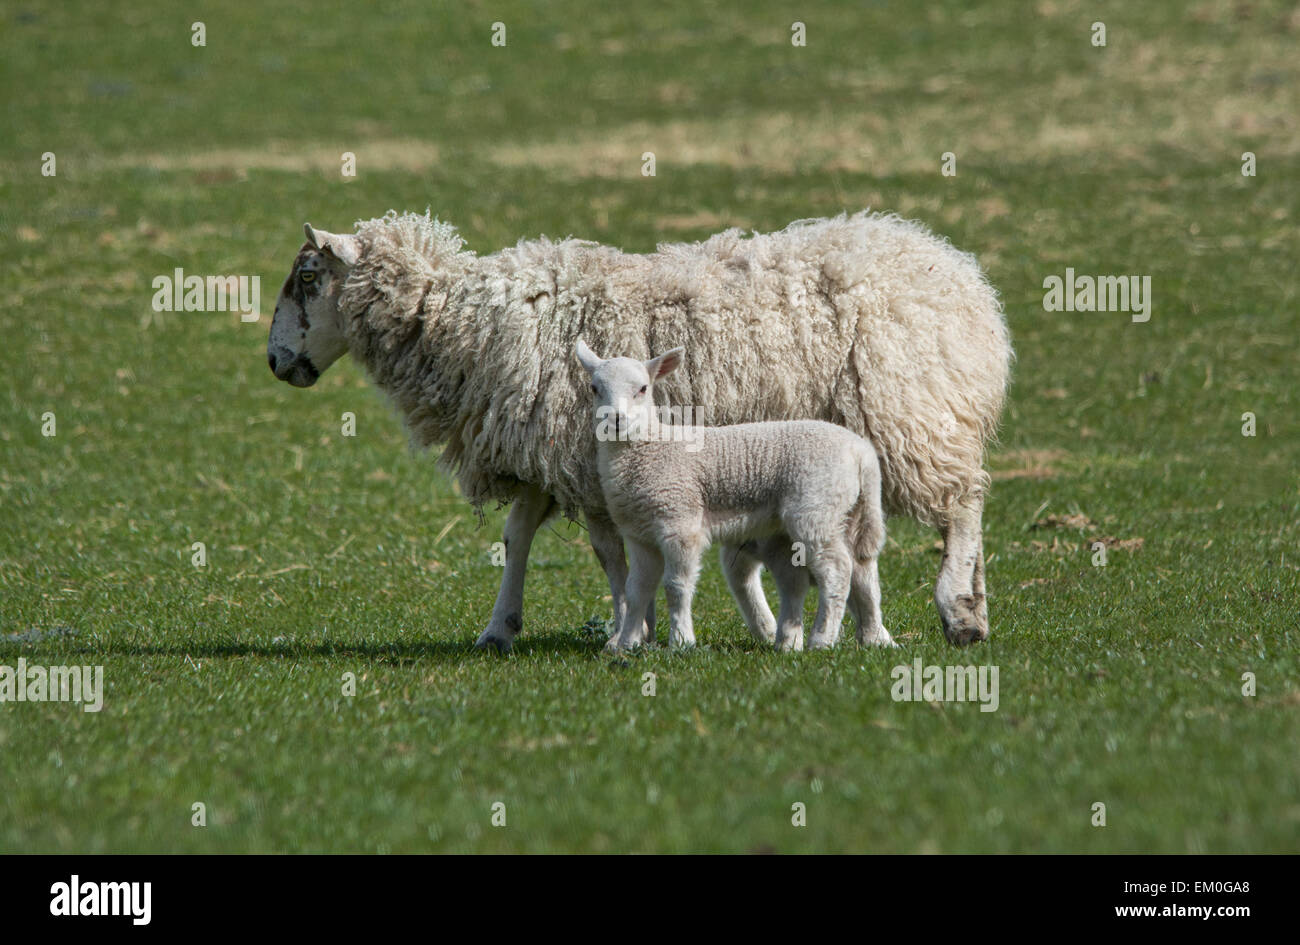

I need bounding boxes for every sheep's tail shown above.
[850,443,886,564]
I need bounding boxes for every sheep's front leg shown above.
[720,543,777,645]
[934,494,989,646]
[662,539,703,649]
[608,539,663,652]
[588,513,654,646]
[475,484,556,653]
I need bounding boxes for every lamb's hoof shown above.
[749,623,778,646]
[604,634,642,654]
[857,627,898,648]
[475,627,515,653]
[775,636,804,653]
[941,595,988,646]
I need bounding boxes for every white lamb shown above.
[575,339,894,652]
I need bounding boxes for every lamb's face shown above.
[590,358,654,441]
[575,339,685,443]
[266,225,359,388]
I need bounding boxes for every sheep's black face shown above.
[267,240,350,388]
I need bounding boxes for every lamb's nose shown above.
[268,351,278,373]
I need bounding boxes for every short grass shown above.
[1,0,1297,852]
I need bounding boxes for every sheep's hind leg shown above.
[767,547,810,652]
[608,539,663,652]
[475,484,556,653]
[807,544,852,651]
[588,512,655,646]
[850,557,895,647]
[720,542,777,645]
[934,494,989,646]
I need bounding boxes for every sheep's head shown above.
[266,224,360,387]
[575,339,684,444]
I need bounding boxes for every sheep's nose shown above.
[268,351,278,373]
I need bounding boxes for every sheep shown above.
[575,340,893,652]
[266,210,1011,650]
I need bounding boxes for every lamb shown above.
[575,340,894,652]
[266,210,1011,650]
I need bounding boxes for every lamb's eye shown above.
[638,386,647,395]
[591,384,598,394]
[300,271,316,283]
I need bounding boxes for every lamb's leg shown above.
[934,494,989,645]
[767,548,809,652]
[608,539,663,652]
[662,540,703,649]
[720,543,777,645]
[475,484,556,653]
[807,544,852,651]
[587,513,655,646]
[850,558,895,647]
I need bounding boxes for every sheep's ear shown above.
[646,346,685,380]
[304,223,361,267]
[575,338,603,375]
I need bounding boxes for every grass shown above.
[1,0,1297,852]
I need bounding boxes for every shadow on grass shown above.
[0,629,610,664]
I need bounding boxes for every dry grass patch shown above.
[991,448,1070,481]
[103,139,440,176]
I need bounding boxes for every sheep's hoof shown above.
[474,627,515,653]
[941,595,988,646]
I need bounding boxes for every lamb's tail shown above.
[849,442,886,564]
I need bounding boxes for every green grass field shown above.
[2,0,1297,853]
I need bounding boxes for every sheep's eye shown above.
[591,384,599,394]
[300,271,316,283]
[638,385,647,396]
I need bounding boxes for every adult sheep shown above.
[266,210,1012,650]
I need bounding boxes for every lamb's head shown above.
[266,224,361,388]
[575,339,684,443]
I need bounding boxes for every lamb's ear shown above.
[303,223,361,267]
[646,346,685,380]
[575,338,603,375]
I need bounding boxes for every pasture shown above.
[1,0,1297,852]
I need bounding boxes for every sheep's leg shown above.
[608,539,663,652]
[934,494,989,645]
[587,513,655,646]
[807,544,852,650]
[767,548,810,652]
[850,557,895,647]
[973,531,988,628]
[475,484,556,653]
[662,540,703,649]
[720,543,777,645]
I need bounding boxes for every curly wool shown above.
[337,210,1012,527]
